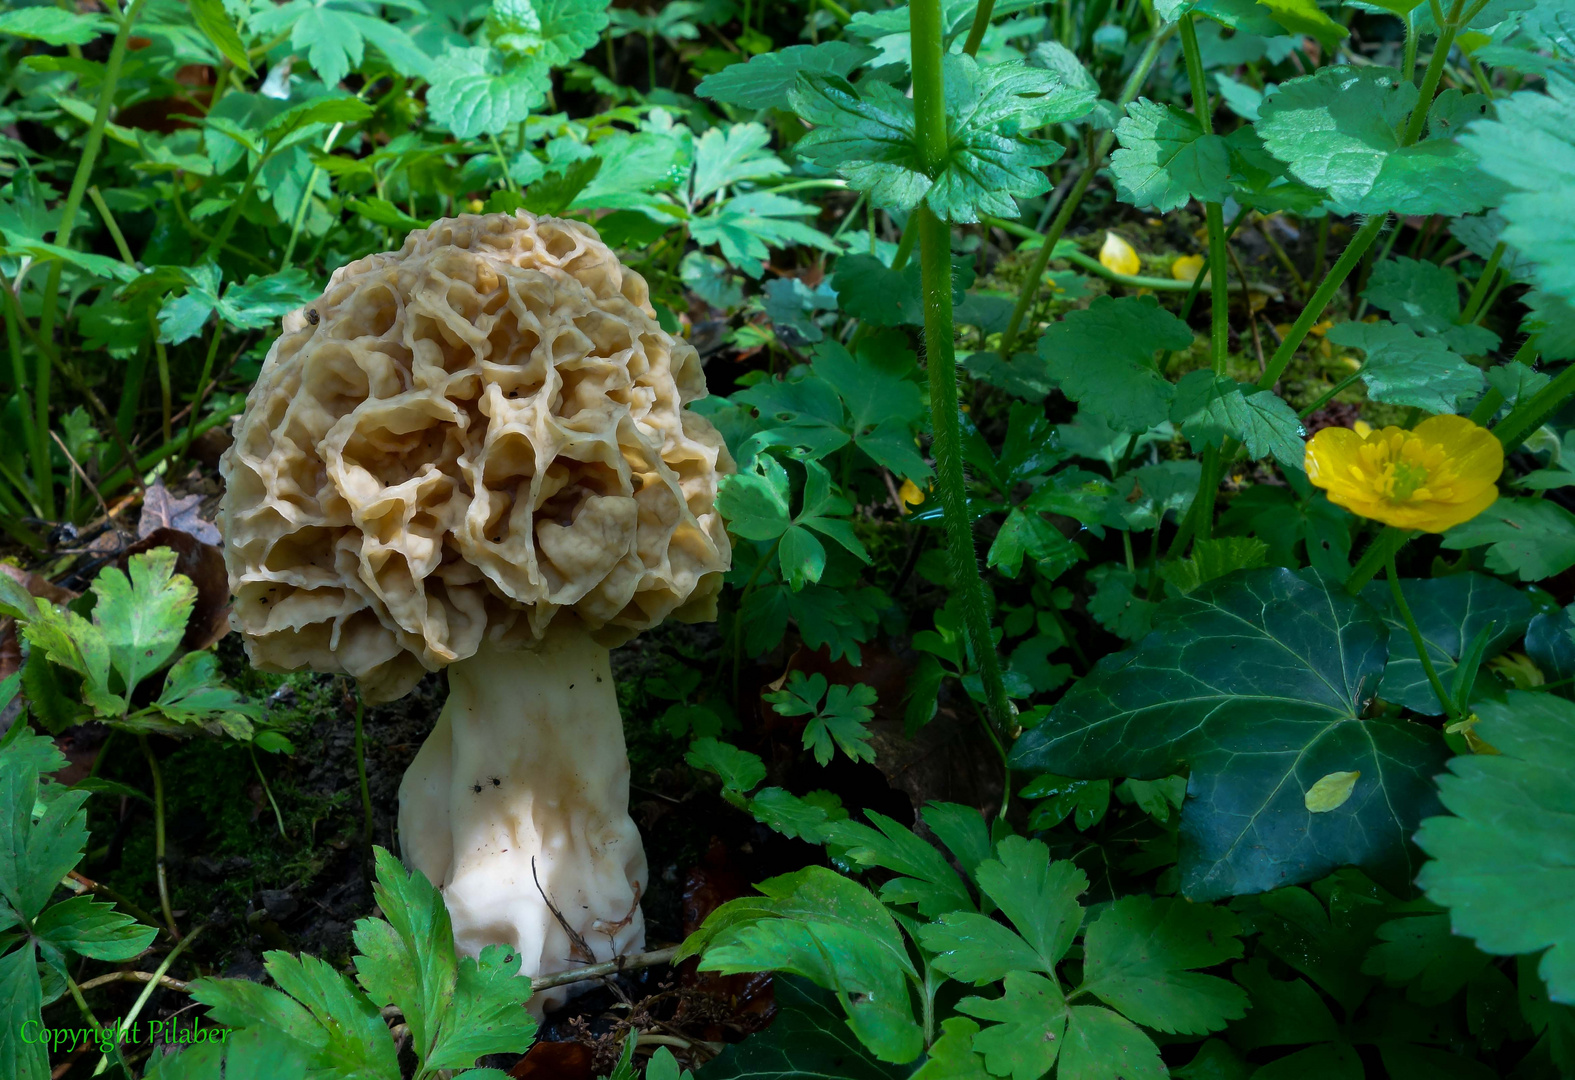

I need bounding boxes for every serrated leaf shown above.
[426,47,548,139]
[1416,691,1575,1003]
[686,738,766,797]
[1038,295,1194,431]
[92,548,195,699]
[353,847,457,1062]
[1058,1005,1167,1080]
[33,895,157,961]
[911,1017,991,1080]
[426,944,537,1069]
[1362,912,1490,1005]
[956,971,1067,1080]
[1159,536,1270,595]
[1441,497,1575,581]
[831,253,923,327]
[693,191,840,274]
[0,757,88,921]
[263,950,398,1076]
[1257,66,1505,216]
[987,508,1084,579]
[823,811,974,917]
[698,41,879,110]
[1079,895,1247,1034]
[0,7,111,45]
[0,945,46,1080]
[748,788,848,844]
[700,975,908,1080]
[690,123,790,203]
[1010,568,1450,900]
[1169,371,1306,469]
[1360,573,1531,715]
[1362,256,1501,355]
[1326,320,1485,414]
[1111,99,1233,211]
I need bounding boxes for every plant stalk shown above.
[1493,355,1575,453]
[912,0,1013,741]
[961,0,996,55]
[1345,526,1414,593]
[138,735,179,940]
[1386,551,1461,720]
[1180,15,1229,374]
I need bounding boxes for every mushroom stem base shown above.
[397,625,647,1013]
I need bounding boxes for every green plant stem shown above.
[1344,525,1414,593]
[174,319,228,472]
[1,273,45,515]
[961,0,996,55]
[65,974,103,1032]
[204,149,271,263]
[999,22,1175,354]
[1299,368,1365,418]
[250,746,287,838]
[91,925,205,1077]
[1459,240,1505,324]
[912,0,1013,745]
[1493,356,1575,453]
[1386,550,1461,720]
[138,735,179,941]
[87,186,136,265]
[890,217,918,271]
[1403,0,1467,147]
[1180,15,1228,374]
[1257,214,1389,391]
[281,121,346,269]
[353,693,374,856]
[1403,9,1419,82]
[31,0,149,522]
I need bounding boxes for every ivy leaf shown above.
[956,972,1067,1080]
[1010,568,1450,901]
[1079,896,1248,1034]
[1360,573,1532,716]
[1037,295,1194,431]
[1058,1006,1167,1080]
[1256,66,1505,216]
[1110,99,1232,211]
[1416,691,1575,1003]
[1169,371,1306,470]
[1362,257,1501,356]
[764,672,878,766]
[823,811,975,917]
[1460,71,1575,311]
[697,41,878,110]
[1441,498,1575,582]
[1326,320,1485,414]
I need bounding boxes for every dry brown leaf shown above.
[138,480,221,545]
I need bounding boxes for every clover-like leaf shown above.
[1010,568,1450,900]
[1416,691,1575,1003]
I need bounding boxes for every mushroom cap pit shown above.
[218,212,734,703]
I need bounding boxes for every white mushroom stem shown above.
[397,624,647,1013]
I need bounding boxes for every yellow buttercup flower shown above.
[1304,414,1503,532]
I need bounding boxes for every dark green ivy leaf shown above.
[1009,568,1450,901]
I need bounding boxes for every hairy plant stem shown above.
[138,735,179,940]
[1493,353,1575,453]
[1467,335,1539,424]
[1180,16,1229,376]
[912,0,1013,746]
[32,0,150,522]
[1000,22,1176,354]
[1386,551,1461,720]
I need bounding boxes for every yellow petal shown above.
[1353,420,1373,437]
[1171,254,1205,282]
[467,198,486,213]
[898,478,925,512]
[1304,771,1361,813]
[1100,232,1141,276]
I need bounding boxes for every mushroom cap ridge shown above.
[218,211,734,702]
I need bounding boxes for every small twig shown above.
[90,925,205,1077]
[49,430,111,521]
[528,946,681,993]
[531,855,597,964]
[76,970,190,994]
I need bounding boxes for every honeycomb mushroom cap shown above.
[218,212,734,702]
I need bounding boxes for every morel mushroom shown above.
[217,212,733,1008]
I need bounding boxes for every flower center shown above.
[1388,459,1430,501]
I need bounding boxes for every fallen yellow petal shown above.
[1304,770,1360,813]
[1171,254,1205,282]
[1100,232,1141,276]
[898,479,925,513]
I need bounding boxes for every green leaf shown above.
[823,811,975,918]
[1362,257,1501,356]
[354,847,457,1063]
[92,548,196,699]
[32,895,157,962]
[1159,537,1270,595]
[1256,66,1505,216]
[1325,321,1485,414]
[1110,99,1232,211]
[1169,372,1306,470]
[1087,565,1157,641]
[426,944,537,1069]
[1037,296,1194,431]
[700,975,909,1080]
[1416,691,1575,1003]
[0,757,89,921]
[523,157,602,217]
[572,130,688,214]
[1079,895,1247,1034]
[156,651,264,730]
[748,787,849,844]
[1362,912,1491,1005]
[1254,0,1348,50]
[1058,1005,1167,1080]
[911,1017,991,1080]
[765,672,877,766]
[189,975,330,1061]
[426,48,548,139]
[956,971,1067,1080]
[690,123,790,204]
[1252,1043,1363,1079]
[812,333,931,480]
[1009,568,1450,900]
[0,7,111,45]
[0,945,47,1080]
[687,866,923,1063]
[831,253,923,327]
[1361,573,1532,716]
[987,509,1084,579]
[1227,958,1340,1050]
[263,950,398,1076]
[1460,72,1575,314]
[489,0,609,66]
[686,738,767,798]
[1441,497,1575,582]
[698,42,878,110]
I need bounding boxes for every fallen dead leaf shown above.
[138,480,221,545]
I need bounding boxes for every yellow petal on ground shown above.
[1171,254,1205,282]
[1305,771,1361,813]
[1101,232,1141,276]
